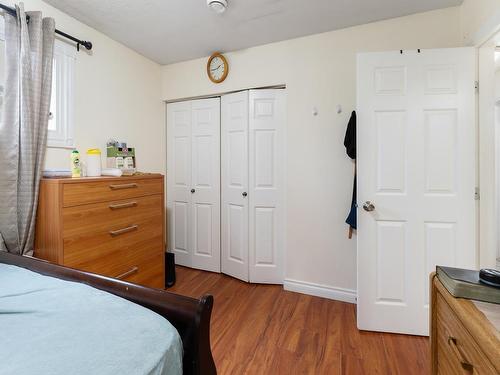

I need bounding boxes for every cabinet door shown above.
[166,101,192,267]
[221,91,249,281]
[190,98,221,272]
[249,89,286,284]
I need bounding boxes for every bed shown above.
[0,252,216,375]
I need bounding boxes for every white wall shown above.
[8,0,164,173]
[460,0,500,45]
[496,67,500,101]
[161,7,462,295]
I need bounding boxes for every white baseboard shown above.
[284,278,357,304]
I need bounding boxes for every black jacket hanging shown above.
[344,111,356,159]
[344,111,357,233]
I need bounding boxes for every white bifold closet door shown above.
[221,91,250,280]
[221,89,286,283]
[167,98,221,273]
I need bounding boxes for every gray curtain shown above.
[0,4,55,255]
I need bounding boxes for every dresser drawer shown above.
[436,294,497,374]
[63,177,163,207]
[62,194,163,277]
[63,194,162,237]
[119,250,164,289]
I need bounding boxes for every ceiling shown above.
[44,0,463,65]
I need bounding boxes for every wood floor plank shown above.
[168,266,430,374]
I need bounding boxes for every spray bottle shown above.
[70,150,82,178]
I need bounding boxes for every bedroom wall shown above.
[496,66,500,101]
[160,7,462,299]
[460,0,500,44]
[6,0,164,173]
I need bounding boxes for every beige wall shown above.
[460,0,500,44]
[161,7,462,293]
[9,1,487,293]
[496,66,500,100]
[10,0,165,173]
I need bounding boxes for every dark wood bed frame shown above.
[0,252,216,375]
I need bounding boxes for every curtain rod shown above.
[0,3,92,51]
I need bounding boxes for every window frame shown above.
[0,19,76,149]
[47,39,76,149]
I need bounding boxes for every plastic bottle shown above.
[86,148,102,177]
[70,150,82,178]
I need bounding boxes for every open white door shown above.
[248,89,286,284]
[357,48,476,335]
[221,91,250,281]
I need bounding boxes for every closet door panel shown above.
[221,91,249,281]
[190,98,221,272]
[167,101,192,267]
[249,89,286,284]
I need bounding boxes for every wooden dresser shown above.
[430,274,500,374]
[34,175,165,289]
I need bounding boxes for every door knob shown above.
[242,192,248,197]
[191,188,195,194]
[363,201,375,212]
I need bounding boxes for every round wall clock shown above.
[207,52,229,84]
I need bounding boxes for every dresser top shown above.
[473,300,500,332]
[41,174,163,184]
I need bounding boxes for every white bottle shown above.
[86,149,102,177]
[125,156,134,169]
[115,157,124,169]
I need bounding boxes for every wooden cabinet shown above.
[430,274,500,374]
[35,175,165,289]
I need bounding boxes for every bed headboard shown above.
[0,252,216,375]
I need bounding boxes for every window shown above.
[47,40,76,148]
[0,19,75,148]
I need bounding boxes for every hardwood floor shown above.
[168,266,430,374]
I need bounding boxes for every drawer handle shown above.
[115,266,139,280]
[447,336,474,372]
[109,225,138,237]
[109,201,137,210]
[109,183,138,190]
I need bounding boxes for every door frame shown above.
[477,19,500,270]
[165,86,288,283]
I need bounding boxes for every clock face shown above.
[208,54,228,83]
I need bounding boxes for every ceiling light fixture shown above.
[207,0,228,14]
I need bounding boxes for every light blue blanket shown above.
[0,264,183,375]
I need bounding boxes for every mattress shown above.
[0,264,183,375]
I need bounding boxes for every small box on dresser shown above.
[35,175,165,289]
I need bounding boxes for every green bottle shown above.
[70,150,82,178]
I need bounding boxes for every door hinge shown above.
[475,81,479,92]
[475,187,480,200]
